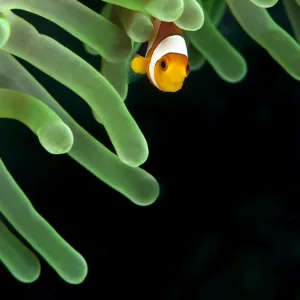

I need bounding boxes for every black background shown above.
[1,1,300,299]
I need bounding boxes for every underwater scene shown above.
[1,0,300,299]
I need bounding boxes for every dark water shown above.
[1,1,300,299]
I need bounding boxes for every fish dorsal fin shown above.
[146,18,161,56]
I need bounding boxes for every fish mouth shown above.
[167,83,183,92]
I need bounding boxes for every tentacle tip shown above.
[129,20,153,43]
[175,1,204,31]
[15,261,41,283]
[130,177,160,207]
[61,258,88,285]
[0,12,11,48]
[118,146,149,168]
[38,122,74,155]
[83,43,99,56]
[250,0,278,8]
[144,0,184,22]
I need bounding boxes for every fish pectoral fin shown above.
[124,42,147,85]
[131,56,147,74]
[125,54,148,84]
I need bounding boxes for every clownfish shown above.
[130,19,190,93]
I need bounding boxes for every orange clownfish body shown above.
[130,19,190,92]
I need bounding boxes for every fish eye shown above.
[160,60,167,70]
[186,63,190,75]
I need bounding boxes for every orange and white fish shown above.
[130,19,190,93]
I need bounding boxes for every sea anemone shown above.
[0,0,299,285]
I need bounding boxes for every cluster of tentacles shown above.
[0,0,299,284]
